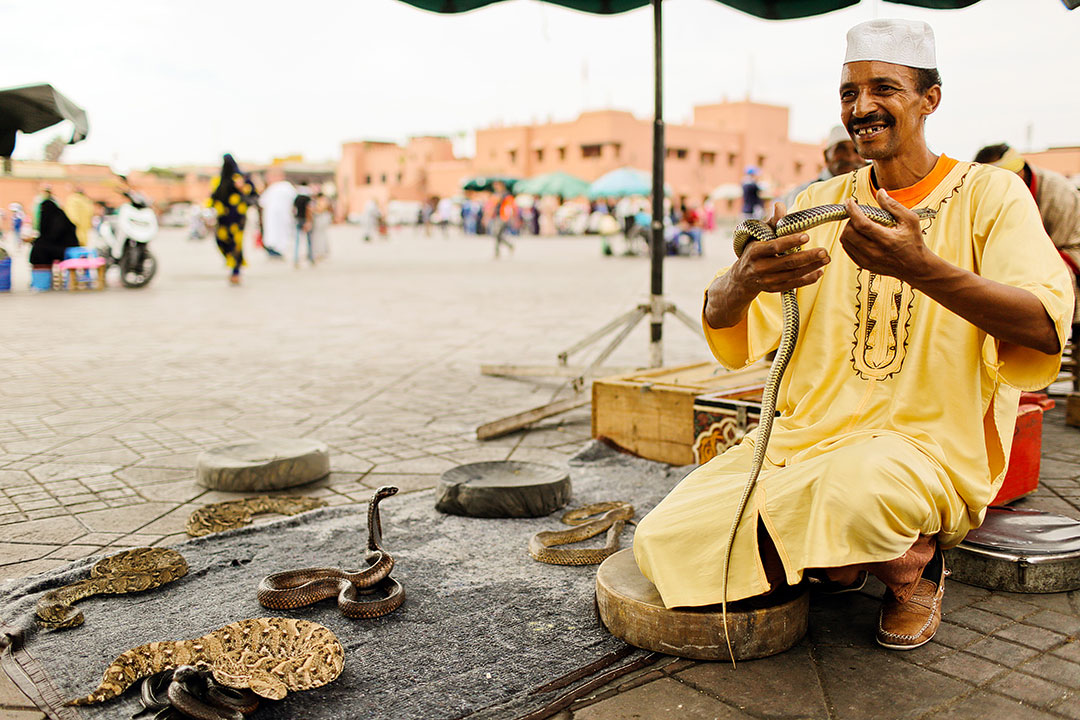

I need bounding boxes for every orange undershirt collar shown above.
[870,154,958,208]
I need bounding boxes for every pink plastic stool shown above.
[56,256,106,291]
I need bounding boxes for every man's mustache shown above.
[848,113,894,133]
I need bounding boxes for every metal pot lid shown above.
[960,507,1080,556]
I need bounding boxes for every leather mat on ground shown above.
[0,442,688,720]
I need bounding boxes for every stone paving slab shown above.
[574,677,754,719]
[1,226,1078,719]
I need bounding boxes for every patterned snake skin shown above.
[186,496,327,537]
[529,501,635,566]
[69,617,344,706]
[720,203,935,661]
[256,486,404,618]
[136,665,260,720]
[36,548,189,629]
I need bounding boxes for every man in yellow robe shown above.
[633,18,1073,651]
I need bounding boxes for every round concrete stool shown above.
[435,461,570,518]
[596,549,809,661]
[196,438,330,491]
[944,506,1080,593]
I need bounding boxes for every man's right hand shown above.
[733,202,830,294]
[704,202,830,329]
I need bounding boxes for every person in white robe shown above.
[259,168,296,259]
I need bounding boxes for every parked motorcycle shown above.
[97,191,158,288]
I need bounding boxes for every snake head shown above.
[35,599,84,630]
[373,486,398,502]
[172,665,202,684]
[367,487,398,552]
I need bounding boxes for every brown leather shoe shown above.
[876,549,945,650]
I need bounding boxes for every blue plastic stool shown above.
[30,268,52,291]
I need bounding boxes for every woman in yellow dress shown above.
[207,154,256,285]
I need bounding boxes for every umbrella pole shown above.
[649,0,665,368]
[473,0,707,440]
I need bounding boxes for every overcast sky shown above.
[2,0,1076,171]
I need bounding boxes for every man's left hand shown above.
[839,189,930,282]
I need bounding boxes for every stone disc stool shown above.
[196,438,330,491]
[596,549,809,661]
[944,506,1080,593]
[435,461,570,518]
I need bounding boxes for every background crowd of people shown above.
[202,157,337,284]
[4,138,1078,292]
[386,186,713,259]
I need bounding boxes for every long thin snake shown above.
[721,203,934,663]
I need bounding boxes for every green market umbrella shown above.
[514,171,591,197]
[402,0,986,368]
[587,167,671,199]
[462,175,519,192]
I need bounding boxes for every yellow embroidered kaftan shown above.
[633,160,1074,609]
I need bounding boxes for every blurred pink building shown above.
[336,101,829,219]
[1024,146,1080,179]
[336,137,470,221]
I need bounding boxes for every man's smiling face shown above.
[839,61,938,162]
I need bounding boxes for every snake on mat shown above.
[529,501,635,565]
[135,665,260,720]
[257,486,404,618]
[69,617,344,707]
[36,548,189,629]
[186,495,327,537]
[719,203,935,662]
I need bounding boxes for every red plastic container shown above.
[991,392,1055,506]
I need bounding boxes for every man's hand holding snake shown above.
[840,189,931,281]
[705,202,830,330]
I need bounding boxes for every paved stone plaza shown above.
[1,225,1077,718]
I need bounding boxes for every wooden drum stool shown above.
[596,549,808,661]
[435,461,570,518]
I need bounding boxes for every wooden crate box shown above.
[591,362,769,466]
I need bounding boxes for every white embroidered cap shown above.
[844,19,937,69]
[825,125,852,151]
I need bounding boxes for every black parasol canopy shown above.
[0,83,89,158]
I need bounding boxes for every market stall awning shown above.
[0,83,89,157]
[588,167,669,199]
[462,175,519,192]
[708,182,744,201]
[514,171,590,198]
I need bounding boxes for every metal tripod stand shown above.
[476,1,702,439]
[476,297,702,440]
